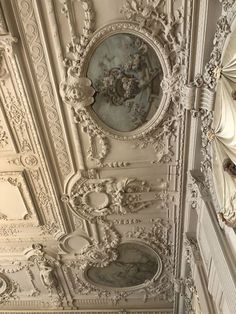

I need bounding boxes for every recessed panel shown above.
[0,181,28,220]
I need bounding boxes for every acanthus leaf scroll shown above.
[63,174,161,222]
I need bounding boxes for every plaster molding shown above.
[24,244,65,307]
[0,262,28,274]
[184,234,202,266]
[201,119,214,170]
[196,5,236,228]
[0,171,36,222]
[0,39,67,234]
[15,0,72,178]
[0,0,226,311]
[0,224,24,238]
[7,153,39,170]
[0,35,18,55]
[64,219,120,270]
[0,273,17,305]
[60,21,174,165]
[60,0,186,166]
[62,0,95,59]
[63,173,165,222]
[203,15,231,90]
[65,219,173,304]
[25,266,40,297]
[0,120,8,149]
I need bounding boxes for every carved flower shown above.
[60,73,95,110]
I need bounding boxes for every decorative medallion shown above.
[85,242,162,289]
[86,33,163,132]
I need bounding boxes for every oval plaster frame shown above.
[80,22,172,140]
[82,241,163,292]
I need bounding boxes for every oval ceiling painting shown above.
[86,242,161,288]
[87,33,163,132]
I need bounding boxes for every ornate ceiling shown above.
[0,0,235,313]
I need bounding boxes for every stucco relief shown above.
[24,244,65,306]
[63,173,167,221]
[0,172,36,222]
[60,75,95,111]
[0,121,8,149]
[0,0,198,310]
[61,21,171,144]
[66,219,173,304]
[59,0,185,169]
[16,0,72,178]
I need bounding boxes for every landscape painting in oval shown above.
[86,242,161,288]
[87,33,163,132]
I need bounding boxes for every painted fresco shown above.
[87,33,163,132]
[86,243,160,288]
